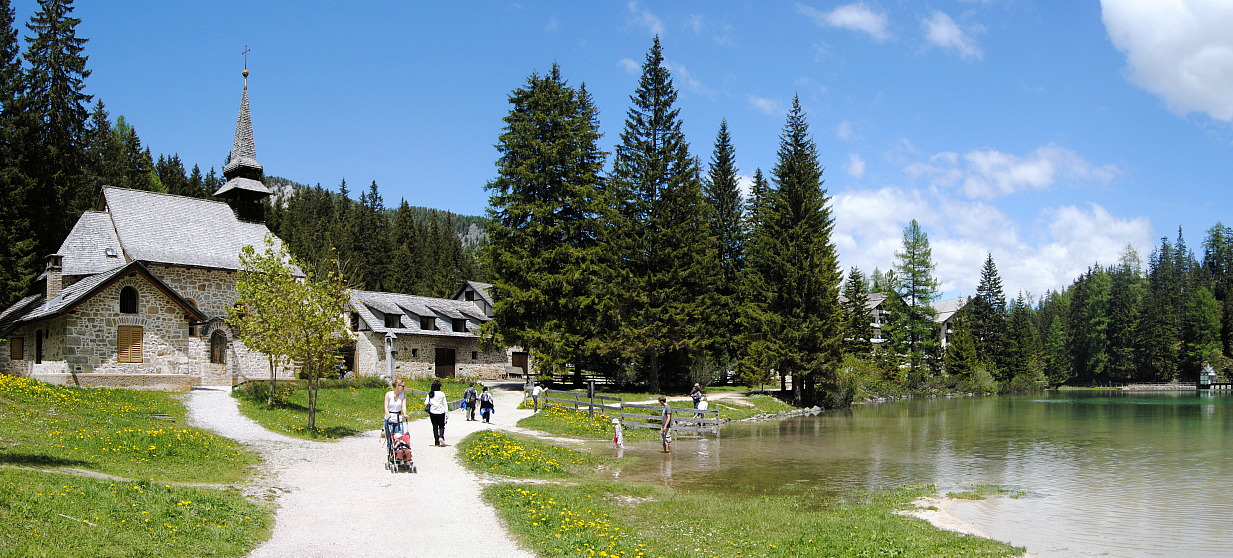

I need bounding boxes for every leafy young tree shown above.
[890,219,940,384]
[744,95,842,405]
[703,119,746,370]
[605,37,717,392]
[483,63,609,377]
[231,237,349,431]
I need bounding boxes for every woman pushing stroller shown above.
[384,379,407,433]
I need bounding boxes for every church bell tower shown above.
[214,66,272,223]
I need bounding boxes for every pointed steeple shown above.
[215,68,270,198]
[215,67,271,222]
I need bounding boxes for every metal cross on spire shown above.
[242,45,251,69]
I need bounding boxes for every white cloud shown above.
[797,2,890,42]
[832,187,1152,298]
[748,95,785,115]
[922,11,983,61]
[664,61,712,96]
[846,153,866,179]
[617,58,640,74]
[1101,0,1233,121]
[627,1,664,36]
[736,174,755,202]
[904,144,1119,200]
[836,120,855,141]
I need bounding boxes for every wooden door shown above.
[434,348,456,378]
[512,351,529,374]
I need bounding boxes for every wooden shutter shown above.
[9,338,22,360]
[118,326,143,363]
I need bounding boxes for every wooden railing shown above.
[535,387,723,436]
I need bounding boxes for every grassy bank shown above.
[0,469,270,557]
[0,375,257,483]
[232,377,470,440]
[458,428,1025,558]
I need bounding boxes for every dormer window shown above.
[465,290,475,301]
[452,318,467,333]
[384,313,402,328]
[420,316,436,330]
[119,286,138,314]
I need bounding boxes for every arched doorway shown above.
[210,330,227,364]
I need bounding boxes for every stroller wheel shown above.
[410,464,417,474]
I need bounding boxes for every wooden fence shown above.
[535,387,722,436]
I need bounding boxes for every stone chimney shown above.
[45,254,63,300]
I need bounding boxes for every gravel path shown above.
[185,384,536,558]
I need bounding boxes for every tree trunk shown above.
[267,355,277,406]
[307,360,318,431]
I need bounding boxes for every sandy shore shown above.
[898,496,1037,557]
[185,383,536,558]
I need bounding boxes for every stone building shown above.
[345,283,531,381]
[0,70,290,389]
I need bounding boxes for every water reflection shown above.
[601,391,1233,557]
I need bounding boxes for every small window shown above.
[453,318,467,333]
[411,348,419,358]
[119,286,139,314]
[185,298,199,337]
[465,290,475,301]
[9,338,23,360]
[471,351,478,360]
[118,326,143,363]
[384,313,402,328]
[420,316,435,330]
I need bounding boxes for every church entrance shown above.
[210,331,227,364]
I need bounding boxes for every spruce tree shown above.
[483,63,609,376]
[22,0,92,249]
[841,267,874,358]
[703,119,746,370]
[1181,286,1221,380]
[970,253,1009,377]
[606,37,717,392]
[1107,247,1145,382]
[744,95,842,405]
[891,219,940,385]
[0,0,36,308]
[1005,293,1044,389]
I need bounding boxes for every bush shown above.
[957,363,997,394]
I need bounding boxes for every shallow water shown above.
[602,391,1233,557]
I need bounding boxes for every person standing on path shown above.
[463,382,479,421]
[383,379,407,434]
[690,383,703,409]
[659,396,673,454]
[425,380,449,446]
[531,382,544,412]
[479,386,495,423]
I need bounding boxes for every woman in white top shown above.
[384,379,407,434]
[425,380,448,446]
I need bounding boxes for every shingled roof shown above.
[348,290,490,338]
[100,187,279,271]
[0,261,207,337]
[215,70,270,197]
[56,210,125,277]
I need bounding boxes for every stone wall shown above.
[146,264,238,319]
[353,331,511,380]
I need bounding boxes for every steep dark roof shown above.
[0,261,208,337]
[101,187,280,271]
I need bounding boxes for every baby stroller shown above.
[383,412,417,474]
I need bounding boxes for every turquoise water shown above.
[608,391,1233,557]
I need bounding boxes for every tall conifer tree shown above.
[606,37,717,392]
[744,95,841,405]
[484,63,608,376]
[841,267,874,358]
[22,0,92,250]
[0,0,36,307]
[703,119,746,369]
[970,253,1009,377]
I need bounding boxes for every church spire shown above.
[215,64,272,222]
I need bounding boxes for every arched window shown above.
[210,330,227,364]
[119,286,138,314]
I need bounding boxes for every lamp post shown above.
[384,331,397,386]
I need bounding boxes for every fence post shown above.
[588,380,595,419]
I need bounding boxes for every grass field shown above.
[0,375,258,483]
[0,469,270,557]
[231,377,472,440]
[0,375,272,556]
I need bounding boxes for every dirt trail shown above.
[185,384,536,558]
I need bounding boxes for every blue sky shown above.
[17,1,1233,299]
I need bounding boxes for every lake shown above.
[605,390,1233,557]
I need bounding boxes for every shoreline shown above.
[898,496,1037,558]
